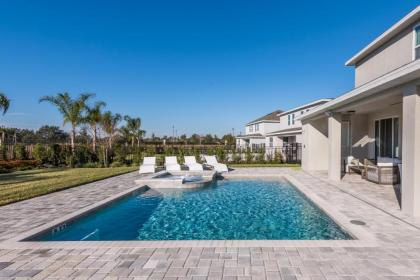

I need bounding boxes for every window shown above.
[255,124,259,131]
[414,25,420,60]
[269,137,273,148]
[249,125,253,133]
[288,115,291,126]
[301,110,304,115]
[375,117,400,159]
[292,113,295,125]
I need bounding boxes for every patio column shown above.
[402,84,420,216]
[328,113,342,181]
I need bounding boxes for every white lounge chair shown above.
[184,156,203,171]
[165,156,181,171]
[139,157,156,174]
[204,155,228,173]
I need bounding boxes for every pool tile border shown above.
[0,173,377,249]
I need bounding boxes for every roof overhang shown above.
[236,134,265,139]
[300,59,420,121]
[246,120,280,126]
[266,128,302,137]
[346,6,420,66]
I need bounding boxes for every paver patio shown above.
[1,168,420,279]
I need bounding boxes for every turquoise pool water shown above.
[31,179,351,241]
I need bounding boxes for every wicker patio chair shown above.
[363,158,400,185]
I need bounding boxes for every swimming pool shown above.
[31,179,351,241]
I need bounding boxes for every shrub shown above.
[216,147,227,163]
[245,148,253,163]
[0,145,7,160]
[48,144,65,166]
[0,160,39,170]
[274,150,283,163]
[14,144,28,160]
[255,151,265,163]
[110,161,124,167]
[33,144,48,163]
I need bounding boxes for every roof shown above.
[247,110,283,125]
[346,6,420,66]
[300,59,420,121]
[277,99,333,116]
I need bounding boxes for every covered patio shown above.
[301,74,420,216]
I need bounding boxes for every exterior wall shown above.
[236,138,249,149]
[354,21,419,87]
[302,118,329,171]
[349,114,370,161]
[245,122,280,135]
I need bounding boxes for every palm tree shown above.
[124,115,145,147]
[0,93,10,115]
[84,101,106,152]
[39,92,94,152]
[101,111,122,149]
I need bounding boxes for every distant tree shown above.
[84,101,106,151]
[0,92,10,115]
[180,134,187,144]
[119,125,131,146]
[36,125,68,144]
[123,116,145,147]
[204,134,214,144]
[101,111,122,149]
[39,92,94,153]
[222,134,235,145]
[76,127,91,145]
[189,134,200,145]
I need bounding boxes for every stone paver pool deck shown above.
[1,168,420,279]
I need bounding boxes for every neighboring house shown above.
[236,110,282,151]
[300,6,420,216]
[265,99,332,155]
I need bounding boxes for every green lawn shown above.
[0,167,137,206]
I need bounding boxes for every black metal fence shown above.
[282,143,302,164]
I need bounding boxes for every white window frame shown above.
[255,124,259,131]
[292,113,295,125]
[249,125,253,133]
[412,24,420,60]
[287,115,291,126]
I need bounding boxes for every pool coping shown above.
[0,174,377,249]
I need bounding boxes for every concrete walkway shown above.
[1,168,420,279]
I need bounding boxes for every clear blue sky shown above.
[0,0,418,136]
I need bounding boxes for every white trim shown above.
[346,6,420,66]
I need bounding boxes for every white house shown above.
[265,99,332,155]
[300,6,420,216]
[236,110,282,151]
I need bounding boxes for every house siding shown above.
[354,21,419,87]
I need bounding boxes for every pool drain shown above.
[350,220,366,225]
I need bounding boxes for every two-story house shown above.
[265,99,332,155]
[236,110,282,151]
[300,6,420,216]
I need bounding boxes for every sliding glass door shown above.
[374,117,400,159]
